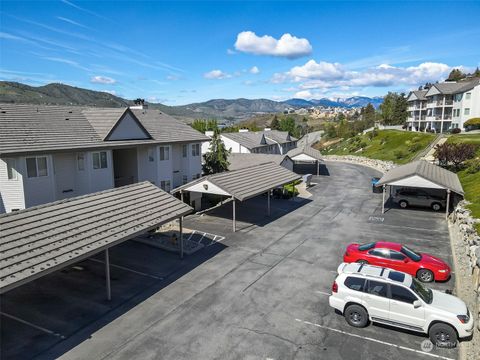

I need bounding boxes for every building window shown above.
[148,148,155,162]
[464,108,470,116]
[182,175,188,184]
[455,94,462,102]
[159,146,170,161]
[160,180,171,192]
[93,151,108,169]
[77,152,85,171]
[26,156,48,178]
[182,144,188,158]
[465,92,471,100]
[6,158,17,180]
[191,144,200,157]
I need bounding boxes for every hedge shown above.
[464,118,480,126]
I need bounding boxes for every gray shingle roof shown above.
[0,104,209,156]
[221,130,296,150]
[412,90,428,100]
[228,153,291,170]
[173,162,301,201]
[287,146,323,161]
[376,160,464,195]
[0,181,192,294]
[430,79,480,95]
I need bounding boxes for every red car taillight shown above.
[332,281,338,293]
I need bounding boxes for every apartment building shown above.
[0,104,208,213]
[406,78,480,132]
[202,129,297,155]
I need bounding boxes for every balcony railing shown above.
[445,100,453,106]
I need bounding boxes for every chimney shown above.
[205,130,214,137]
[239,129,249,133]
[264,127,271,131]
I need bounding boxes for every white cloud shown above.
[204,69,231,80]
[234,31,312,59]
[90,75,116,84]
[226,49,236,55]
[166,74,180,81]
[293,90,314,99]
[274,60,456,90]
[249,66,260,74]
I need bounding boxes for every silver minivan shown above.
[392,188,446,211]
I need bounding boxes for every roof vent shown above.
[65,118,70,121]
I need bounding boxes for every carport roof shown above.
[287,146,323,162]
[0,181,192,294]
[376,160,464,195]
[173,162,301,201]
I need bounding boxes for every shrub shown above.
[451,127,461,134]
[394,149,408,159]
[464,118,480,126]
[408,142,422,152]
[434,143,478,169]
[411,136,421,143]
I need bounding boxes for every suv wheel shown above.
[399,200,408,209]
[344,304,369,328]
[417,269,434,283]
[429,323,457,348]
[431,202,442,211]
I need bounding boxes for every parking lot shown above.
[1,162,458,360]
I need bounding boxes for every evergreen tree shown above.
[447,68,466,81]
[362,103,376,127]
[474,67,480,78]
[202,131,230,175]
[392,93,408,125]
[270,115,280,130]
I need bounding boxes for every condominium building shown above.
[0,104,208,213]
[406,78,480,132]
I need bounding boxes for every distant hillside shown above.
[0,81,384,122]
[0,81,131,107]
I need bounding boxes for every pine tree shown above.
[447,69,466,81]
[474,67,480,78]
[270,115,280,130]
[202,131,230,175]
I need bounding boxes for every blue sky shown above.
[1,1,479,105]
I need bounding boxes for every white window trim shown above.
[92,151,108,169]
[77,152,85,171]
[159,146,170,161]
[26,156,48,178]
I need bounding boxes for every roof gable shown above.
[425,86,441,96]
[104,109,151,141]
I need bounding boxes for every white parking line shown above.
[295,318,454,360]
[315,291,331,296]
[1,312,65,339]
[88,259,163,280]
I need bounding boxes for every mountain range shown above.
[284,96,383,109]
[0,81,384,122]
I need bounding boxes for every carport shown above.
[375,160,464,218]
[172,162,301,232]
[287,146,323,175]
[0,181,192,300]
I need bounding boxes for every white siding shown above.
[157,145,173,189]
[0,157,25,213]
[107,112,150,140]
[53,153,77,200]
[220,136,251,154]
[137,146,158,184]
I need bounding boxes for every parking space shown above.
[1,162,459,359]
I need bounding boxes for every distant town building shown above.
[0,104,208,213]
[406,79,480,132]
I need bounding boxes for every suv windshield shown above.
[401,246,422,261]
[411,278,432,304]
[358,242,376,251]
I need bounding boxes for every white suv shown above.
[329,263,474,347]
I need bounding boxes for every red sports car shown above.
[343,241,451,282]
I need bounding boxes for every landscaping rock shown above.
[322,155,396,174]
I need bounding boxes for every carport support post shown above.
[316,160,319,176]
[232,196,236,232]
[267,190,271,216]
[179,217,184,259]
[105,249,111,301]
[446,189,451,220]
[382,185,386,214]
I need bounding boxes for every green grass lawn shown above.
[318,130,436,164]
[447,133,480,232]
